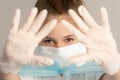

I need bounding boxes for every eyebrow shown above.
[43,37,55,40]
[44,35,74,40]
[63,35,74,39]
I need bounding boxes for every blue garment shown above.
[18,62,104,80]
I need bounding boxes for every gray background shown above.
[0,0,120,54]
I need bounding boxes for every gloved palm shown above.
[0,8,57,73]
[62,6,120,75]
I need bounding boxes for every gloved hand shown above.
[0,7,57,73]
[62,6,120,75]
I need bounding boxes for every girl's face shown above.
[39,15,79,48]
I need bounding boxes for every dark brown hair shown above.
[35,0,84,16]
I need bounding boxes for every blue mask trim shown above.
[18,62,104,80]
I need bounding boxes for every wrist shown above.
[0,71,21,80]
[101,70,120,80]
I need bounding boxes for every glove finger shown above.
[61,20,85,41]
[68,9,89,33]
[36,19,57,43]
[68,49,103,65]
[11,9,21,31]
[21,7,38,32]
[78,6,99,29]
[28,9,47,33]
[100,7,111,31]
[30,55,54,66]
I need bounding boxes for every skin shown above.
[0,72,21,80]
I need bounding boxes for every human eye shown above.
[40,37,57,47]
[43,39,55,44]
[64,37,74,42]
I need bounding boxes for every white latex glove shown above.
[62,6,120,75]
[0,8,57,73]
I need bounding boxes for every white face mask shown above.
[35,43,87,66]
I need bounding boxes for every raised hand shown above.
[0,8,57,73]
[62,6,120,75]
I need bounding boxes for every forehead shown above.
[42,15,79,39]
[44,15,79,29]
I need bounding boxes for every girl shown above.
[0,0,120,80]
